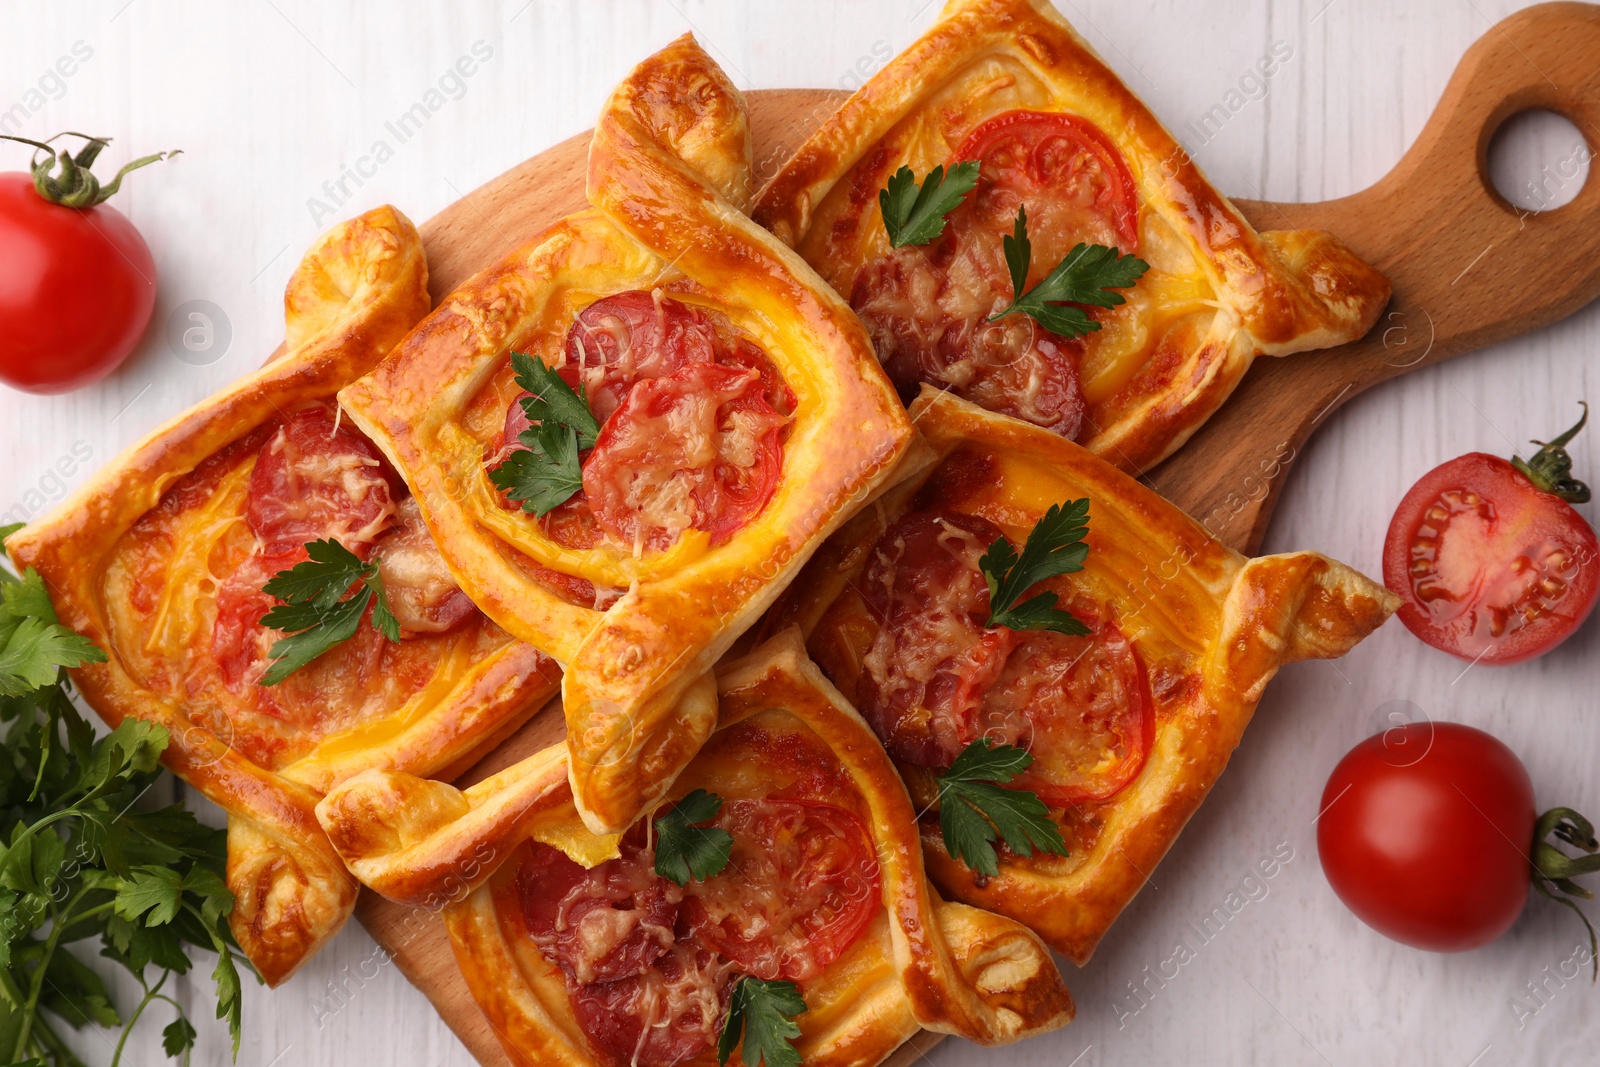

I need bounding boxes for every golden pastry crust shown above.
[337,36,914,836]
[4,207,561,987]
[764,387,1398,964]
[751,0,1390,475]
[316,631,1073,1066]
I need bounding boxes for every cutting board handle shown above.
[1161,1,1600,551]
[1366,0,1600,359]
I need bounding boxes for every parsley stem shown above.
[110,971,171,1067]
[12,886,89,1062]
[29,1010,75,1064]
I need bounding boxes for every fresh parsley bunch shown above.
[1,523,247,1066]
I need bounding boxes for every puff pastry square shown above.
[315,631,1073,1067]
[338,36,914,836]
[752,0,1390,475]
[763,387,1397,963]
[4,208,561,986]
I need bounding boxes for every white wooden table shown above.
[4,2,1597,1065]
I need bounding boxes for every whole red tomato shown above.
[0,134,178,394]
[1382,405,1598,664]
[1319,721,1599,959]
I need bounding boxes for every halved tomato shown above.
[1382,406,1598,664]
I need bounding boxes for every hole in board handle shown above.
[1486,108,1591,212]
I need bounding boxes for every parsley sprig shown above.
[717,976,807,1067]
[878,161,980,248]
[936,739,1068,877]
[488,353,601,516]
[989,206,1149,336]
[258,539,399,686]
[979,499,1092,634]
[652,789,734,887]
[1,524,249,1065]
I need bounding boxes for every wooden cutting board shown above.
[354,5,1600,1064]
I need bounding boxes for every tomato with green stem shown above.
[1382,403,1599,664]
[1318,721,1600,968]
[0,132,179,394]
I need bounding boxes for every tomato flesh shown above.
[683,799,881,981]
[850,110,1138,438]
[855,508,1152,804]
[1317,722,1535,952]
[0,172,155,393]
[1383,452,1600,664]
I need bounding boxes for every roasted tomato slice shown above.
[952,109,1140,251]
[1382,408,1599,665]
[975,605,1155,805]
[850,110,1137,438]
[373,497,477,635]
[492,290,792,553]
[582,360,787,549]
[856,508,1153,804]
[211,547,417,725]
[245,403,395,554]
[682,798,881,981]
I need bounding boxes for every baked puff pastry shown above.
[762,387,1398,963]
[752,0,1390,475]
[4,207,561,987]
[337,36,914,836]
[315,631,1072,1067]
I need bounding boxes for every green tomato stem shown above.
[1511,402,1590,503]
[0,131,180,208]
[1532,805,1600,980]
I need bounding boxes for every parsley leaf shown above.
[989,206,1149,336]
[878,161,980,248]
[511,352,600,449]
[488,353,600,516]
[979,499,1092,634]
[0,567,106,698]
[936,739,1068,877]
[162,1015,198,1057]
[653,789,734,887]
[258,539,400,685]
[489,424,584,516]
[717,976,807,1067]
